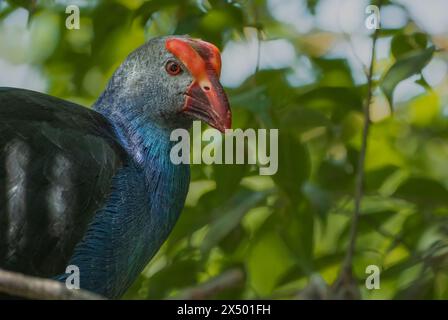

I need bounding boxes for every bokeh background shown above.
[0,0,448,299]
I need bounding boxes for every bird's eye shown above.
[165,61,182,76]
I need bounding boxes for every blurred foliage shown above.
[1,0,448,299]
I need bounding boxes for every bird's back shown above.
[0,87,125,277]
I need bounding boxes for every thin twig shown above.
[169,268,245,300]
[255,27,262,75]
[342,8,382,275]
[0,268,105,300]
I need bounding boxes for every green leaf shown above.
[201,188,271,253]
[247,228,297,295]
[380,46,435,110]
[213,163,248,197]
[279,202,315,271]
[391,32,428,59]
[0,4,15,19]
[338,209,397,243]
[312,58,355,86]
[296,86,363,111]
[294,86,363,122]
[279,106,330,133]
[278,252,345,286]
[317,159,354,193]
[400,213,425,249]
[415,74,432,91]
[133,0,182,22]
[6,0,35,10]
[305,0,319,14]
[218,224,247,254]
[145,259,201,299]
[394,275,435,299]
[394,177,448,208]
[381,257,421,280]
[272,133,310,202]
[364,165,398,192]
[303,183,332,221]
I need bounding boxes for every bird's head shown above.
[98,36,231,133]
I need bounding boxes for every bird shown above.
[0,35,231,299]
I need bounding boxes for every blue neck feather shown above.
[57,102,190,298]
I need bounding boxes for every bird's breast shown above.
[58,154,190,298]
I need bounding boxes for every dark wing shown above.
[0,87,126,277]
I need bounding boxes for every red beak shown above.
[183,76,231,133]
[166,37,231,133]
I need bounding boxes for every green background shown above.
[0,0,447,299]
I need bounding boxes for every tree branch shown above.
[343,19,380,275]
[170,268,245,300]
[0,268,105,300]
[332,2,382,299]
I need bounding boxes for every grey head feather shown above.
[94,36,195,131]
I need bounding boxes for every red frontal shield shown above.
[166,37,231,132]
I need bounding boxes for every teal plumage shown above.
[58,124,190,298]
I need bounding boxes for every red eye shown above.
[165,61,182,76]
